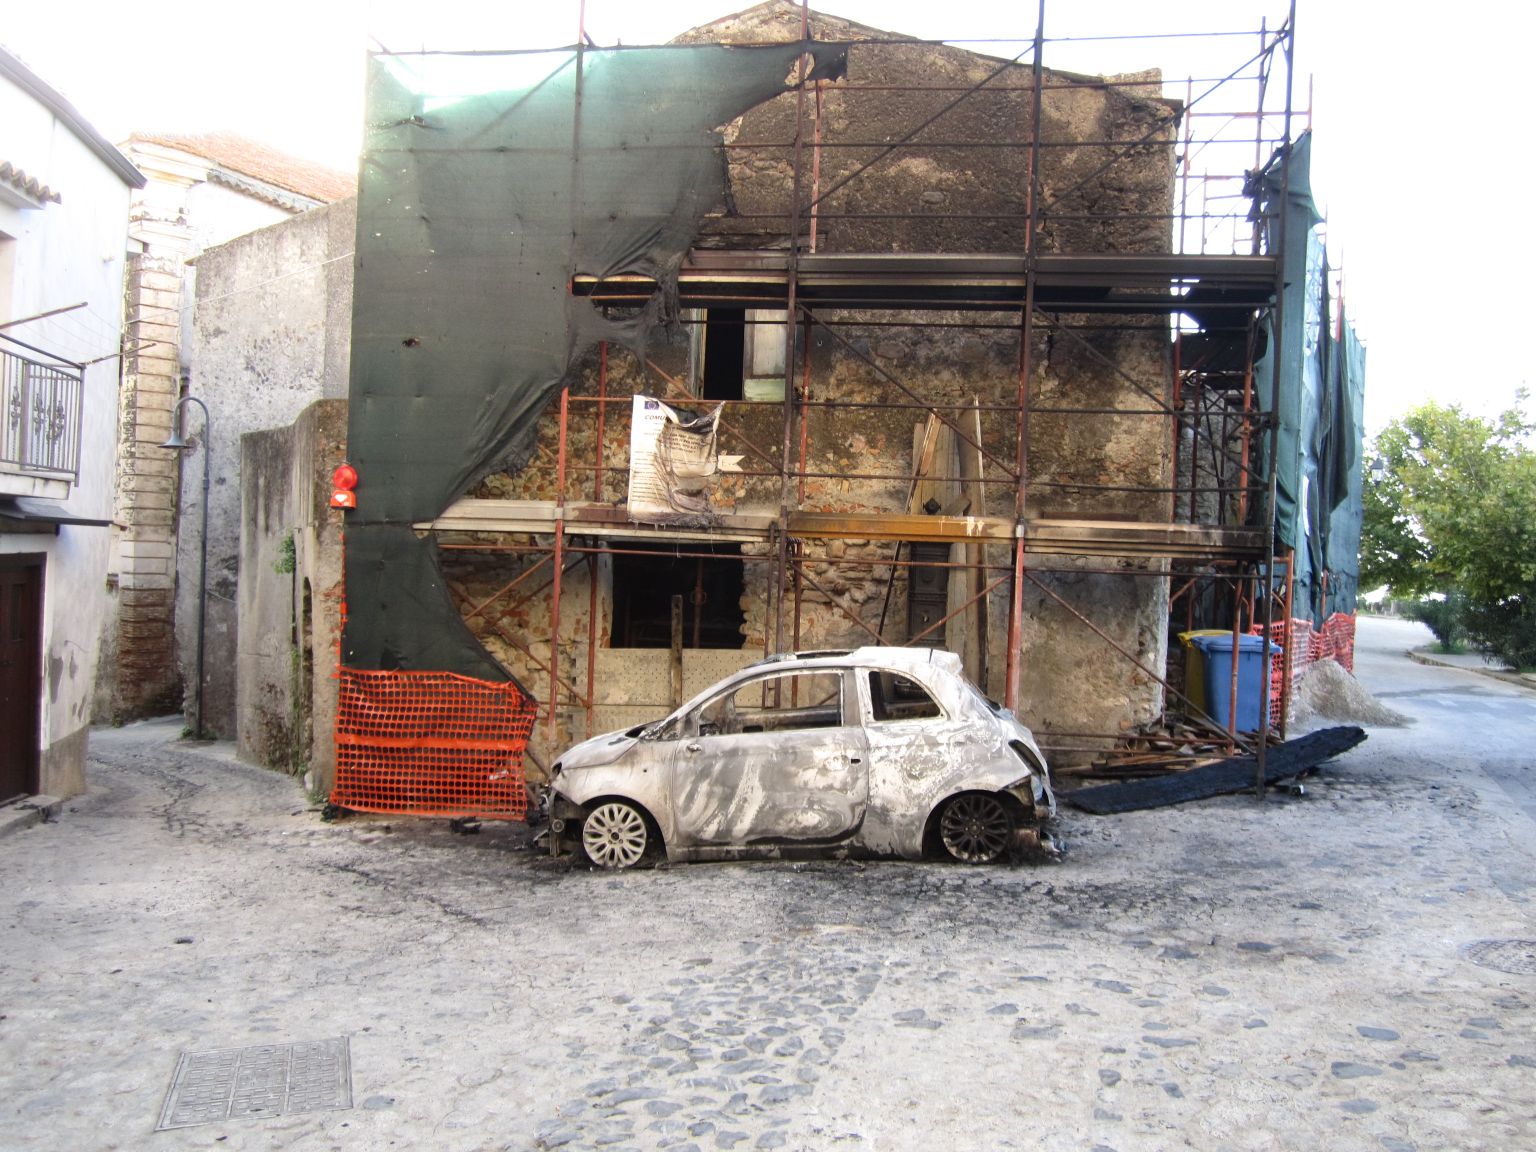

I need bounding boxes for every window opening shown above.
[690,307,788,402]
[699,306,746,401]
[609,541,745,649]
[868,670,942,722]
[698,670,843,736]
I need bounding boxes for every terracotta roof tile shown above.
[0,160,62,205]
[131,131,354,203]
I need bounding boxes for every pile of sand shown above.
[1288,658,1410,728]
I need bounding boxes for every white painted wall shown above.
[0,68,137,795]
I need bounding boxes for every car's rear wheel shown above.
[581,800,650,869]
[938,792,1015,864]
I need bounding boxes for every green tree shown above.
[1359,457,1430,597]
[1363,393,1536,669]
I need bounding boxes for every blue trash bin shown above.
[1192,634,1281,732]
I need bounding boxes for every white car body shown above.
[548,647,1054,865]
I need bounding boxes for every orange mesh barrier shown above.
[1318,612,1357,673]
[332,668,537,819]
[1251,612,1358,720]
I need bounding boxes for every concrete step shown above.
[0,795,62,841]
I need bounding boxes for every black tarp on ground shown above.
[342,43,847,676]
[1065,725,1366,814]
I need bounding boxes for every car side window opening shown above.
[695,670,844,736]
[868,670,942,722]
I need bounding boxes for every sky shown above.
[3,0,1530,436]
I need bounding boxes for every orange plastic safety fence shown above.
[332,668,538,819]
[1251,612,1358,720]
[1317,612,1357,673]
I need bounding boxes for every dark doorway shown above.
[609,543,745,649]
[700,307,746,401]
[0,554,43,802]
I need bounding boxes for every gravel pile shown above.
[1289,658,1410,727]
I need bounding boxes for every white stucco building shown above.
[0,45,143,801]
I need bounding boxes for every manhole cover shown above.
[156,1037,353,1130]
[1464,939,1536,975]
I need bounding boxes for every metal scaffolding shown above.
[417,1,1305,779]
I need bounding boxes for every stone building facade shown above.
[433,5,1180,771]
[212,2,1189,792]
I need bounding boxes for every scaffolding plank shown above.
[573,251,1278,313]
[421,498,1266,560]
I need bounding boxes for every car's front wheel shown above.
[580,799,651,869]
[938,792,1016,864]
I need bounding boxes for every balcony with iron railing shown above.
[1,335,83,499]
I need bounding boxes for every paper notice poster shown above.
[627,395,724,527]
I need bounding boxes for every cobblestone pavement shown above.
[2,617,1534,1150]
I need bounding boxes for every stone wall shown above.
[445,312,1171,759]
[681,7,1176,260]
[184,199,354,738]
[208,17,1182,769]
[237,401,347,790]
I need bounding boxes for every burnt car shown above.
[546,647,1054,868]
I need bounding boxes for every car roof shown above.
[748,646,962,675]
[666,646,972,721]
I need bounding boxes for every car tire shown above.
[580,799,652,869]
[937,791,1016,864]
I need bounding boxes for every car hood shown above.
[555,725,653,773]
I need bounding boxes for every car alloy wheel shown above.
[939,792,1014,864]
[582,800,650,869]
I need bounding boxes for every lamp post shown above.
[160,395,211,740]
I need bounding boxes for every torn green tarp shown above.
[1323,313,1366,616]
[342,42,847,675]
[1251,132,1321,562]
[1251,131,1366,625]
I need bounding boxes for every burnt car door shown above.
[858,667,966,814]
[668,667,869,848]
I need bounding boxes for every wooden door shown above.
[0,555,43,803]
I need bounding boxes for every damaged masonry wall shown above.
[212,4,1178,787]
[441,5,1176,769]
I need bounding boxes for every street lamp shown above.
[160,395,211,740]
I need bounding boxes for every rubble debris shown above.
[1059,717,1252,781]
[1066,726,1367,815]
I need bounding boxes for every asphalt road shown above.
[1,616,1533,1151]
[1358,615,1536,828]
